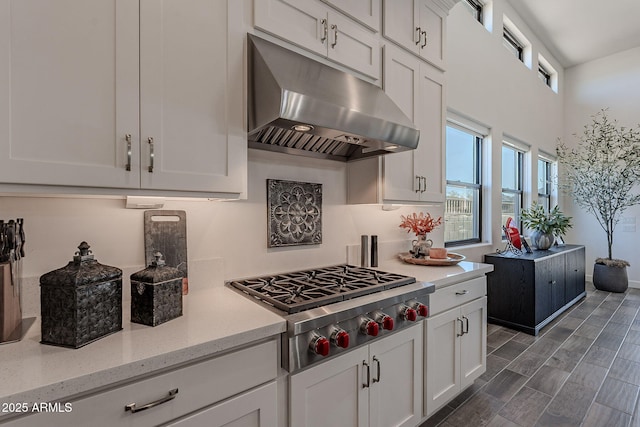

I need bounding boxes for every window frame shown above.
[538,156,553,212]
[501,144,525,232]
[503,27,524,61]
[538,63,551,87]
[463,0,483,23]
[445,124,483,247]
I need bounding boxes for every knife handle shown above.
[17,218,25,258]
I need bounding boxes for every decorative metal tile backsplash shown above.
[267,179,322,247]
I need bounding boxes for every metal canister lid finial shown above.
[73,241,95,263]
[152,252,166,267]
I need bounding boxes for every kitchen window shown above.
[538,64,551,87]
[502,143,524,231]
[445,124,483,246]
[503,27,523,61]
[538,156,553,212]
[462,0,483,23]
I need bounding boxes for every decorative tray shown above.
[398,252,466,266]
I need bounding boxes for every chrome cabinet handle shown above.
[124,134,132,171]
[456,318,464,337]
[331,24,338,48]
[363,360,370,388]
[125,388,178,414]
[421,30,427,48]
[320,19,328,43]
[415,175,422,193]
[415,27,421,45]
[421,177,427,192]
[147,137,154,173]
[463,316,469,335]
[373,356,381,383]
[455,290,468,296]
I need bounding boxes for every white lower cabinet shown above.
[424,279,487,417]
[290,324,422,427]
[1,340,278,427]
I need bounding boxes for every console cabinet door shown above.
[565,247,586,302]
[535,255,565,324]
[0,0,140,189]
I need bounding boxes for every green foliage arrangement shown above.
[557,109,640,260]
[520,202,572,237]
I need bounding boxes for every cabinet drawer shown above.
[4,339,278,427]
[430,277,486,315]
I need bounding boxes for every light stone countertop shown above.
[0,275,286,415]
[0,255,492,418]
[377,258,494,288]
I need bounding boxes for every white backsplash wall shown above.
[0,149,443,283]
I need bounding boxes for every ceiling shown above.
[507,0,640,68]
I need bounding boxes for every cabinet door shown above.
[167,382,277,427]
[415,61,444,202]
[369,324,423,427]
[565,248,586,302]
[139,0,246,194]
[535,255,565,323]
[254,0,327,57]
[0,0,140,189]
[322,0,381,31]
[460,297,487,389]
[417,0,445,69]
[290,346,369,427]
[382,44,421,202]
[425,307,461,417]
[326,11,381,80]
[382,0,419,55]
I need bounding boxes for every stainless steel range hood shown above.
[247,34,420,162]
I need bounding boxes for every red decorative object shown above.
[399,212,443,235]
[504,217,522,249]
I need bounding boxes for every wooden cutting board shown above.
[144,210,189,294]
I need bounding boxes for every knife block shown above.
[0,262,22,343]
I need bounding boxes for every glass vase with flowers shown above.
[399,212,443,258]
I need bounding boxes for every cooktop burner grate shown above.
[228,265,416,314]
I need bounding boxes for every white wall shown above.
[445,0,565,262]
[563,46,640,286]
[0,149,441,281]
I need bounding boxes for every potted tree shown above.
[520,202,572,250]
[557,110,640,292]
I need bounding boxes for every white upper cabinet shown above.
[382,0,446,70]
[347,43,444,204]
[321,0,381,32]
[0,0,246,197]
[255,0,381,80]
[0,0,140,190]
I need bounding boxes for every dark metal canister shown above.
[130,252,183,327]
[39,242,123,348]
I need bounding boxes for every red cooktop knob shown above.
[333,330,350,348]
[416,304,428,317]
[310,336,330,357]
[380,315,394,331]
[362,319,379,337]
[401,306,418,322]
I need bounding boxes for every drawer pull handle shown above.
[147,137,155,173]
[455,290,468,296]
[463,316,469,335]
[415,27,421,45]
[124,133,132,171]
[125,388,178,414]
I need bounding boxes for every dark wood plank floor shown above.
[421,283,640,427]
